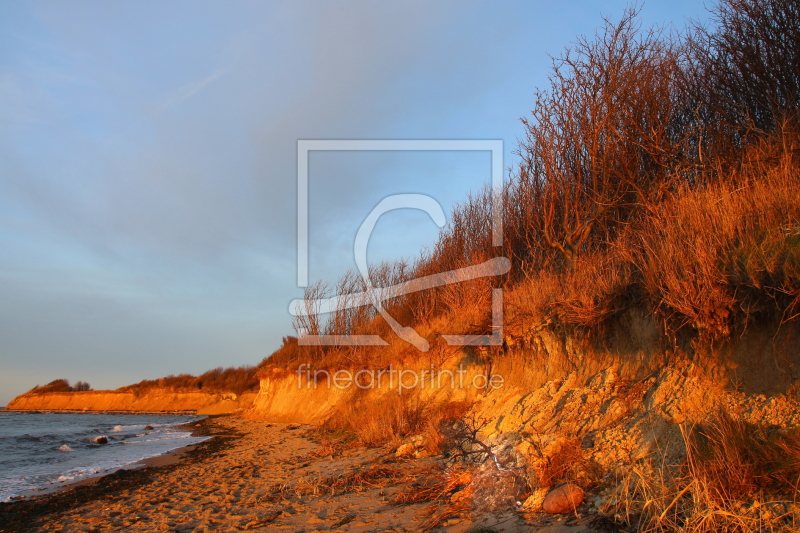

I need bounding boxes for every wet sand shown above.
[0,415,595,532]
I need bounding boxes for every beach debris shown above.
[332,512,356,527]
[242,510,281,530]
[542,483,584,514]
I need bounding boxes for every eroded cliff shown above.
[5,389,256,415]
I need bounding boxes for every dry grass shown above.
[260,463,407,503]
[322,393,427,448]
[603,411,800,532]
[391,464,527,532]
[389,465,477,532]
[630,162,800,339]
[534,437,587,489]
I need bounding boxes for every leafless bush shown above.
[273,0,800,370]
[689,0,800,142]
[513,7,692,267]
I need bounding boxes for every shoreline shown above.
[12,441,206,501]
[0,414,602,533]
[1,408,199,415]
[0,415,230,533]
[0,413,213,503]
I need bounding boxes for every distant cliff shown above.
[5,389,257,415]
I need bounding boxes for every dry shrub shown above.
[506,268,561,331]
[258,336,301,368]
[391,466,454,505]
[28,379,92,394]
[689,412,800,499]
[689,0,800,138]
[323,393,426,448]
[440,276,494,332]
[392,466,476,532]
[281,0,800,375]
[434,413,499,467]
[392,464,527,531]
[556,253,633,328]
[118,365,258,396]
[524,436,594,491]
[421,401,474,456]
[630,163,800,339]
[328,464,405,494]
[537,438,585,488]
[507,251,632,336]
[604,411,800,532]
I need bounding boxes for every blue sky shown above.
[0,0,711,405]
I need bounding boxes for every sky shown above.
[0,0,712,405]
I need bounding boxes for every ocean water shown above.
[0,411,209,502]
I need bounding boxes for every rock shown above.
[144,426,154,431]
[94,436,108,444]
[542,483,584,514]
[395,443,415,457]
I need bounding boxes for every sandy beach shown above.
[0,415,599,533]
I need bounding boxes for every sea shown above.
[0,411,209,502]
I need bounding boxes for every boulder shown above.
[94,436,108,444]
[542,483,584,514]
[144,425,154,431]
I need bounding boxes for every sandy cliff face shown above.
[248,362,491,422]
[5,390,256,415]
[247,310,800,471]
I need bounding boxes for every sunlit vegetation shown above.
[116,366,259,396]
[28,379,92,393]
[263,0,799,373]
[262,2,800,531]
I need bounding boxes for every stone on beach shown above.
[542,483,584,514]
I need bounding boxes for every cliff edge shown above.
[5,389,256,415]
